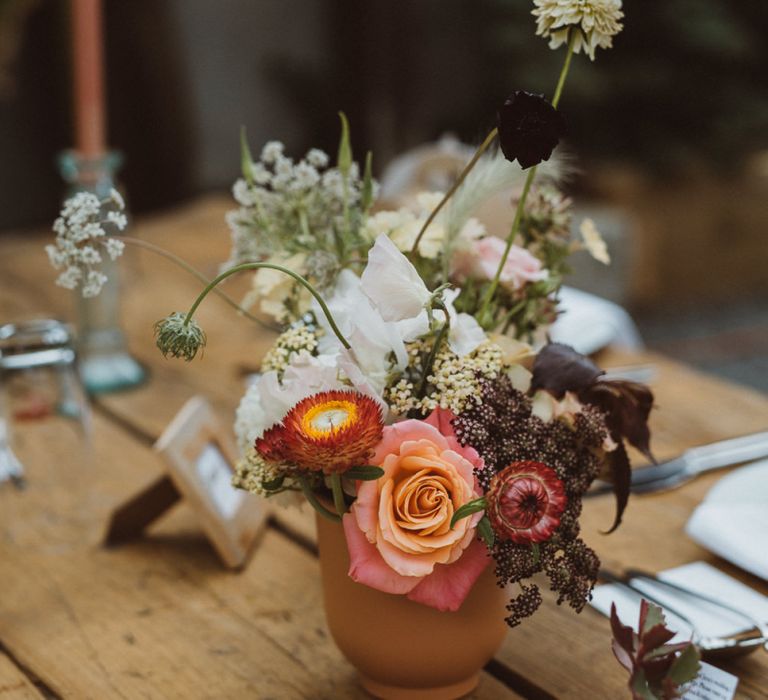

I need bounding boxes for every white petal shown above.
[448,313,486,357]
[361,234,431,321]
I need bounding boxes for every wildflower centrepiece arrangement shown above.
[50,1,649,629]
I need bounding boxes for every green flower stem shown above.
[112,236,277,331]
[409,127,498,259]
[551,32,576,109]
[417,302,450,399]
[476,32,576,327]
[300,478,341,523]
[182,262,352,350]
[330,473,347,517]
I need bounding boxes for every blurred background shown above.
[1,0,767,390]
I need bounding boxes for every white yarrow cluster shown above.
[260,324,320,375]
[532,0,623,60]
[46,189,127,297]
[225,141,378,272]
[387,340,504,416]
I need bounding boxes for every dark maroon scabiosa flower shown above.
[486,461,567,544]
[497,91,567,169]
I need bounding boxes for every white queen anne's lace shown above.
[532,0,623,60]
[46,188,128,297]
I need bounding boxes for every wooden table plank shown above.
[0,415,516,699]
[2,197,767,698]
[0,653,43,700]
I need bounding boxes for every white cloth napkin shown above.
[591,561,768,641]
[550,286,644,355]
[686,459,768,581]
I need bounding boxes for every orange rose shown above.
[343,409,490,611]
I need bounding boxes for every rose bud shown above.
[486,461,567,544]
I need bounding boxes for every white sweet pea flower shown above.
[442,288,486,356]
[393,287,486,357]
[361,234,431,322]
[449,312,487,357]
[314,270,408,395]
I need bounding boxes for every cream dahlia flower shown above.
[532,0,623,61]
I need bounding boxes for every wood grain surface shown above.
[0,197,766,698]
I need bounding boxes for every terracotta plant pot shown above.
[316,514,509,699]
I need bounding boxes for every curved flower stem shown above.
[330,473,347,517]
[111,235,278,331]
[476,33,577,327]
[409,128,498,259]
[182,262,352,350]
[300,478,341,523]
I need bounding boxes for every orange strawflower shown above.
[255,390,384,474]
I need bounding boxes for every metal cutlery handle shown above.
[686,430,768,472]
[626,568,768,638]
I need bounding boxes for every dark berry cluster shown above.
[453,375,609,627]
[505,583,543,628]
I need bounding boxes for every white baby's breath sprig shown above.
[46,188,128,297]
[532,0,623,61]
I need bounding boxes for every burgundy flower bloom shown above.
[497,91,567,169]
[486,461,567,544]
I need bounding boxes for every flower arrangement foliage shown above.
[49,1,646,628]
[611,600,702,699]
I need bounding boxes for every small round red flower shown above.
[255,390,384,474]
[486,461,567,544]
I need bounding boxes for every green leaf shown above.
[262,474,285,491]
[630,670,657,700]
[344,465,385,481]
[666,644,701,686]
[477,516,495,548]
[240,126,255,184]
[361,151,374,210]
[531,543,540,565]
[337,112,352,177]
[450,497,487,529]
[640,600,665,634]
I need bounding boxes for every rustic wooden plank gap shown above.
[0,645,55,700]
[484,658,557,700]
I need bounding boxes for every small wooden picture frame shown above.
[105,396,268,569]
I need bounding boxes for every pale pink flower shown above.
[474,237,547,290]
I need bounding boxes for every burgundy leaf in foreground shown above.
[530,342,604,398]
[583,380,655,462]
[611,599,701,700]
[602,441,631,533]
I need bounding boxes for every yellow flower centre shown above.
[301,399,358,439]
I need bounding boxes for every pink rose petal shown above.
[343,513,421,595]
[406,538,491,612]
[425,408,483,472]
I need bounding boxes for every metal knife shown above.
[588,429,768,496]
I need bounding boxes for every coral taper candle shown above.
[71,0,106,157]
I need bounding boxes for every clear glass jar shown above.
[0,320,91,488]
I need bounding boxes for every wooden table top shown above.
[1,196,766,699]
